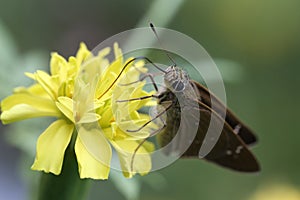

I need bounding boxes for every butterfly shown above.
[155,65,260,172]
[116,23,260,172]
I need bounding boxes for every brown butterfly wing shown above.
[191,80,257,145]
[182,104,260,172]
[181,87,260,172]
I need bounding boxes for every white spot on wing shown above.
[235,145,243,154]
[226,150,232,155]
[233,124,242,134]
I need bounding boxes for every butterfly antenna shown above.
[150,23,177,66]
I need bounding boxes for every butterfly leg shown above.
[126,102,171,132]
[98,56,165,99]
[119,73,159,92]
[116,94,159,103]
[130,103,171,172]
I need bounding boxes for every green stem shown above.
[37,134,91,200]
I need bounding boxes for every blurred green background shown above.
[1,0,300,200]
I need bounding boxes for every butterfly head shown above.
[164,66,190,92]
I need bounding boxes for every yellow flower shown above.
[248,183,300,200]
[1,42,155,179]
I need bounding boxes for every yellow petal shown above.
[97,46,111,59]
[1,94,60,124]
[73,80,93,114]
[1,104,60,124]
[67,57,80,78]
[77,126,112,173]
[35,70,58,100]
[1,93,57,111]
[96,49,131,99]
[73,79,104,124]
[113,42,123,61]
[102,126,115,140]
[77,113,101,124]
[50,52,68,76]
[31,119,74,175]
[112,81,153,121]
[116,119,151,139]
[25,72,36,80]
[98,105,113,128]
[17,84,50,98]
[94,99,105,110]
[110,139,153,178]
[117,59,146,85]
[76,42,91,65]
[57,68,68,89]
[75,135,110,180]
[56,96,74,123]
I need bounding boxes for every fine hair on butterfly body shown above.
[115,23,260,173]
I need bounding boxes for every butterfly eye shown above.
[172,80,185,92]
